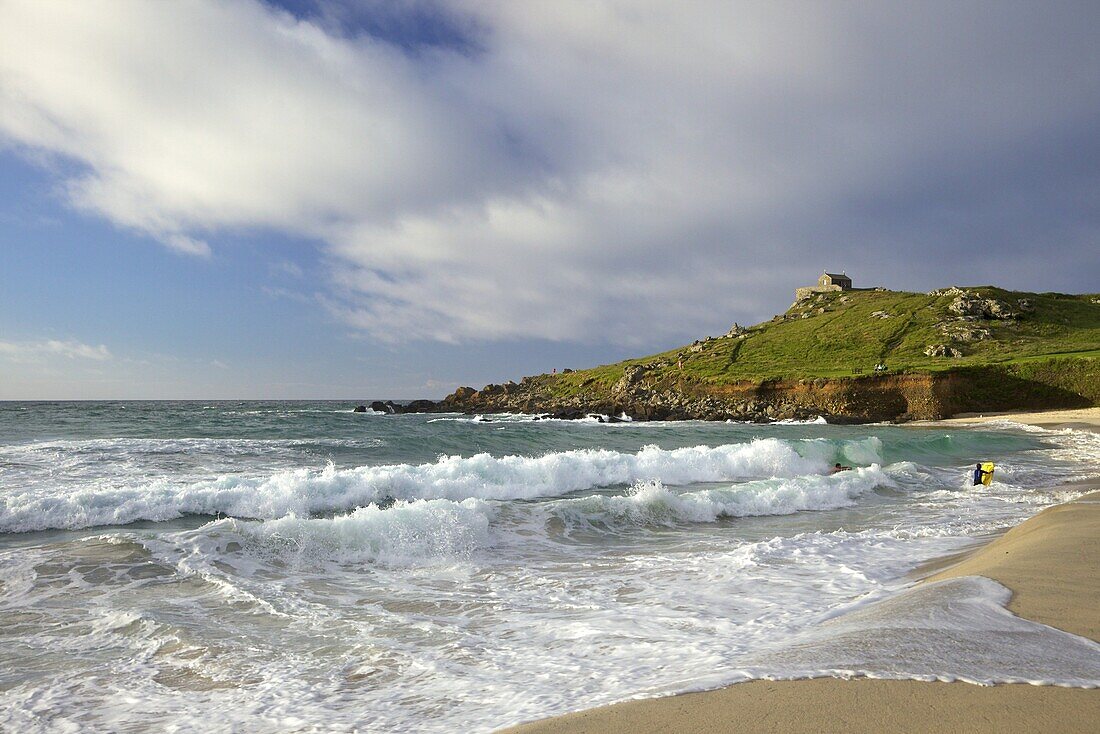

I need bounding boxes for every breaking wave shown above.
[225,498,495,566]
[0,439,872,532]
[554,467,890,529]
[171,469,890,567]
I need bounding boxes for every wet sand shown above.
[502,410,1100,733]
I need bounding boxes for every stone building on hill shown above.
[817,272,852,290]
[794,271,854,302]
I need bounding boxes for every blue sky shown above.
[1,0,1098,399]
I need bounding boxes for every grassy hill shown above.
[541,286,1100,399]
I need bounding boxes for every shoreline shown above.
[501,408,1100,733]
[923,405,1100,433]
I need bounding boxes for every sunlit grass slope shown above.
[542,287,1100,397]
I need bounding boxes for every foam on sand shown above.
[730,576,1100,686]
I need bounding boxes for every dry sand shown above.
[933,406,1100,432]
[503,410,1100,733]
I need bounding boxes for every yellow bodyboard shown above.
[981,462,995,486]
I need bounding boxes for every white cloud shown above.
[271,260,304,278]
[0,339,112,362]
[163,234,212,258]
[0,1,1097,345]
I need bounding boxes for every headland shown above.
[370,284,1100,423]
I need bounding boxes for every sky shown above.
[0,0,1098,399]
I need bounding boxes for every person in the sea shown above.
[830,462,852,474]
[973,463,992,486]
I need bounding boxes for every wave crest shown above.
[555,466,890,529]
[227,498,494,566]
[0,438,849,532]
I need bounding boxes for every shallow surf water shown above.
[1,401,1098,732]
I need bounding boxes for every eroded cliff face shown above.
[433,357,1098,423]
[437,373,954,423]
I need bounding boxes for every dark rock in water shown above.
[369,401,395,414]
[353,405,367,413]
[549,408,586,420]
[403,399,438,413]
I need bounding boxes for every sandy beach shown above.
[503,409,1100,733]
[933,406,1100,433]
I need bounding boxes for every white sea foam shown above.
[228,498,495,566]
[774,416,828,425]
[159,470,892,568]
[554,467,889,528]
[0,436,383,455]
[429,412,615,424]
[6,407,1100,734]
[724,576,1100,687]
[0,439,838,532]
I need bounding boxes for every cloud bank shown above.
[1,0,1097,345]
[0,339,112,362]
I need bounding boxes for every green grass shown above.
[538,287,1100,397]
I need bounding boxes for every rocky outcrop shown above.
[924,344,963,358]
[938,322,991,343]
[352,399,443,414]
[438,357,1098,423]
[726,323,749,337]
[927,289,1022,351]
[928,286,969,297]
[946,292,1017,320]
[440,371,954,422]
[363,353,1096,424]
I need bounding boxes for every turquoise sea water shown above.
[1,401,1098,731]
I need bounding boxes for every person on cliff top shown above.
[830,463,852,474]
[973,463,992,486]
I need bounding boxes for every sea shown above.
[2,401,1100,732]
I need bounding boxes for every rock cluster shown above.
[926,289,1025,353]
[726,323,749,337]
[938,322,991,343]
[684,326,751,353]
[924,344,963,358]
[352,399,445,415]
[433,368,955,423]
[928,286,969,297]
[947,293,1017,320]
